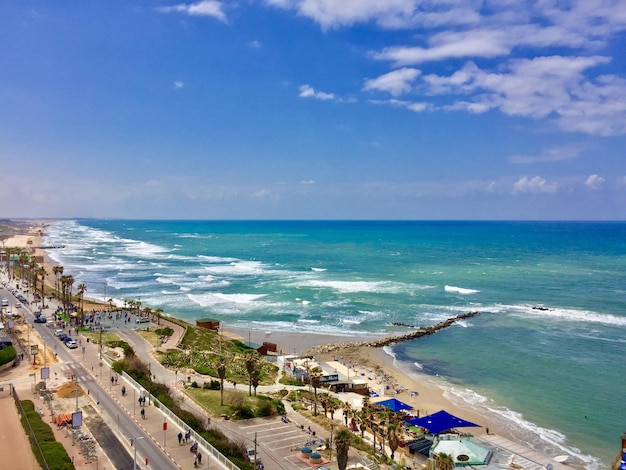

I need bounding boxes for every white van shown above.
[1,298,8,307]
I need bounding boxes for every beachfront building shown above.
[277,354,371,396]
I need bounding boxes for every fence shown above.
[119,369,241,470]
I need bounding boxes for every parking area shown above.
[235,416,331,470]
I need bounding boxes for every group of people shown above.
[177,431,203,467]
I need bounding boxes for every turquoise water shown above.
[42,220,626,468]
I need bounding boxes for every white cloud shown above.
[512,176,558,194]
[369,98,431,113]
[363,67,420,96]
[265,0,421,30]
[157,0,227,22]
[426,56,626,136]
[298,84,335,101]
[509,145,584,164]
[248,40,262,48]
[300,180,316,184]
[585,174,605,190]
[174,81,184,89]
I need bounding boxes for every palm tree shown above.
[319,394,329,417]
[155,308,163,325]
[335,429,352,470]
[342,402,352,426]
[77,283,87,325]
[243,352,259,397]
[53,266,64,298]
[36,266,46,306]
[251,370,261,396]
[311,373,322,416]
[216,359,227,406]
[60,274,74,312]
[387,423,399,460]
[435,452,455,470]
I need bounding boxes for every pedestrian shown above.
[185,431,190,443]
[177,432,183,445]
[115,375,118,385]
[121,386,126,396]
[197,452,202,465]
[111,376,114,386]
[194,454,198,468]
[141,408,145,420]
[138,396,142,407]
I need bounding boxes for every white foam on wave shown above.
[311,267,327,272]
[304,279,421,294]
[505,303,626,327]
[202,260,266,276]
[444,285,479,295]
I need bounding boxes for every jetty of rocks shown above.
[311,311,482,354]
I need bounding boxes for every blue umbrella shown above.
[405,410,481,434]
[374,397,413,412]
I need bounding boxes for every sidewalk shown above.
[75,333,224,470]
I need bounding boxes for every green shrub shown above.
[0,345,17,366]
[203,379,220,390]
[107,340,135,357]
[155,327,174,337]
[39,442,74,469]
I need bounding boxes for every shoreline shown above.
[1,220,597,469]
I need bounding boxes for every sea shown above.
[41,219,626,468]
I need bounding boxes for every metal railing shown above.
[120,369,240,470]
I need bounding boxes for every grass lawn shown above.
[83,331,120,344]
[185,387,281,419]
[136,329,162,347]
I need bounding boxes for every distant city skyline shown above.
[1,1,625,220]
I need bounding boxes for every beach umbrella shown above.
[405,410,480,434]
[374,397,413,412]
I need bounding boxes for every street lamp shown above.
[130,435,145,470]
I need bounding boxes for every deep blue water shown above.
[42,220,626,468]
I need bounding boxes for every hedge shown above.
[0,345,17,366]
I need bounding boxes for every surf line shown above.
[312,311,482,353]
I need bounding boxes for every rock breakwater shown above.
[310,311,482,354]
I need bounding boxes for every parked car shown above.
[57,333,68,341]
[34,316,47,323]
[135,317,150,323]
[65,340,78,349]
[54,329,65,337]
[246,448,261,464]
[63,337,74,344]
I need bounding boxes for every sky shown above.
[1,0,625,220]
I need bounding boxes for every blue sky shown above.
[1,1,625,220]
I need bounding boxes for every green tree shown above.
[335,429,352,470]
[435,452,455,470]
[242,352,258,397]
[216,358,227,406]
[387,423,399,460]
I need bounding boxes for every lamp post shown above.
[131,435,145,470]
